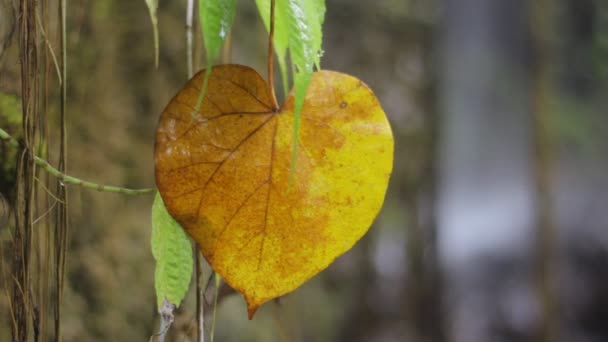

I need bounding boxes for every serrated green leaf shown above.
[199,0,236,66]
[196,0,237,110]
[306,0,325,69]
[144,0,159,68]
[285,0,325,181]
[151,192,193,310]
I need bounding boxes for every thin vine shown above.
[0,128,155,195]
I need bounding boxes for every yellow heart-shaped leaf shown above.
[155,64,393,317]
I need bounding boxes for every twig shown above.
[210,274,220,342]
[186,0,194,79]
[34,11,61,84]
[56,0,69,336]
[0,127,155,195]
[150,299,175,342]
[196,251,205,342]
[186,1,206,341]
[34,176,66,204]
[268,0,279,110]
[32,198,59,226]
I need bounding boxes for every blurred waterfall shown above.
[436,0,537,341]
[437,0,534,265]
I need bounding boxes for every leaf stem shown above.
[268,0,279,110]
[0,127,155,195]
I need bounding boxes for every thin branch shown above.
[55,0,69,337]
[186,0,194,78]
[34,11,61,85]
[209,274,221,342]
[32,199,59,226]
[0,127,155,195]
[196,251,205,342]
[0,127,21,149]
[34,176,66,204]
[187,1,205,341]
[150,300,175,342]
[268,0,279,110]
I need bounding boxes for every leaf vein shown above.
[195,115,277,217]
[257,118,279,271]
[217,179,270,242]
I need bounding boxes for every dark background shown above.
[1,0,607,341]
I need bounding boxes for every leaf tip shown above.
[247,305,259,320]
[245,295,263,319]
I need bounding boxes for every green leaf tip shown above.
[151,192,193,310]
[196,0,237,111]
[144,0,159,68]
[286,0,325,182]
[200,0,237,65]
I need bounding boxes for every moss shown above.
[0,91,21,196]
[0,92,21,125]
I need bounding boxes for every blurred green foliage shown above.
[0,91,21,195]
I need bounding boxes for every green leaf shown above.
[151,192,193,310]
[199,0,236,66]
[196,0,237,110]
[144,0,159,68]
[285,0,325,181]
[306,0,325,69]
